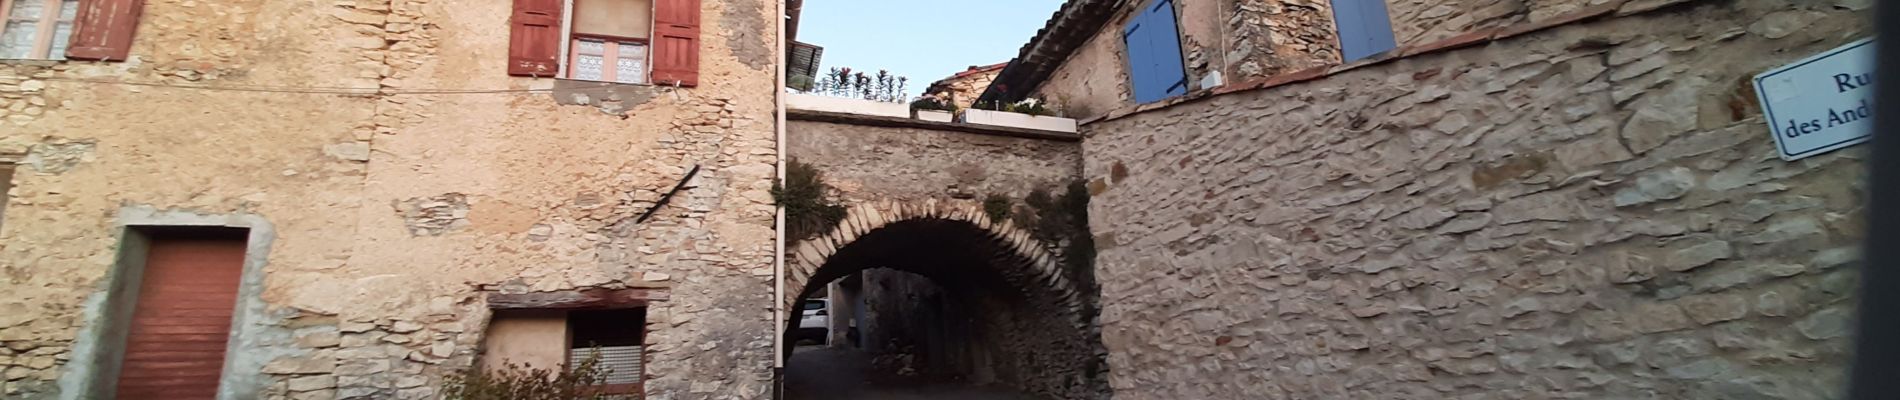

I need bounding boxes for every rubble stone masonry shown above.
[1082,0,1867,398]
[0,0,780,399]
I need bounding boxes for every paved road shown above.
[784,346,1040,400]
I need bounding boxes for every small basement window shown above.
[567,309,646,398]
[0,0,80,60]
[566,0,653,84]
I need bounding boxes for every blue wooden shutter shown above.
[1126,0,1188,104]
[1333,0,1397,61]
[1124,16,1157,103]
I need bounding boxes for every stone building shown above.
[920,62,1004,110]
[0,0,782,398]
[0,0,1875,399]
[985,0,1870,398]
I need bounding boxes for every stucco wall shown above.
[0,0,780,398]
[1081,0,1866,398]
[1034,21,1132,121]
[786,120,1081,202]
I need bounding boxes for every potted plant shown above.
[961,97,1078,133]
[910,94,957,122]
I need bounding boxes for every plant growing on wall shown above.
[441,350,614,400]
[773,159,848,241]
[983,194,1012,222]
[1011,181,1096,310]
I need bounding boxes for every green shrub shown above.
[983,194,1012,223]
[773,159,848,241]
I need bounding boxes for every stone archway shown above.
[781,198,1104,399]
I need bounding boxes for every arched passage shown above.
[782,199,1105,399]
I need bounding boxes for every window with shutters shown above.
[1122,0,1188,104]
[1330,0,1397,61]
[510,0,699,87]
[2,0,145,60]
[480,307,648,399]
[0,0,80,59]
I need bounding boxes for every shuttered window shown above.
[1330,0,1397,61]
[507,0,697,87]
[1123,0,1187,104]
[0,0,81,59]
[568,309,646,398]
[115,232,247,399]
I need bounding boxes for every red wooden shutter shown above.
[115,236,246,399]
[652,0,701,87]
[509,0,564,76]
[65,0,146,61]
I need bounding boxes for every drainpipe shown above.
[772,0,789,397]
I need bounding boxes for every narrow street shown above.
[784,346,1039,400]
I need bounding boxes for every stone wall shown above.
[1384,0,1622,48]
[1081,0,1867,398]
[0,0,781,398]
[786,120,1081,203]
[1228,0,1339,79]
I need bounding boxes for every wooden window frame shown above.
[557,0,654,85]
[0,0,73,59]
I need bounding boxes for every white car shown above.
[799,299,829,330]
[794,299,829,344]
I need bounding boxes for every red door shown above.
[114,236,246,399]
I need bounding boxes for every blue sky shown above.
[796,0,1066,95]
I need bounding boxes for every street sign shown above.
[1754,38,1875,161]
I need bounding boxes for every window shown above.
[1331,0,1397,61]
[1123,0,1188,104]
[567,0,651,84]
[567,309,646,398]
[1,0,144,61]
[483,309,647,398]
[483,289,663,399]
[510,0,700,87]
[0,0,79,59]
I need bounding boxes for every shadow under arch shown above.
[782,199,1105,399]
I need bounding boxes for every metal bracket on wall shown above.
[635,164,702,224]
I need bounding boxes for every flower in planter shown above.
[910,93,958,112]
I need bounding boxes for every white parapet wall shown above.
[961,109,1079,133]
[786,93,912,118]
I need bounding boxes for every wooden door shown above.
[114,235,246,399]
